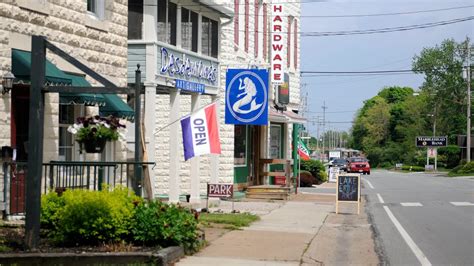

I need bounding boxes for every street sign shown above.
[416,136,448,147]
[336,174,361,215]
[207,183,233,198]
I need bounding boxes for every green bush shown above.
[401,165,425,172]
[299,171,316,187]
[438,145,461,168]
[41,187,140,245]
[318,170,328,183]
[132,200,199,251]
[301,159,326,183]
[379,162,393,169]
[459,162,474,174]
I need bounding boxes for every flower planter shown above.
[82,139,107,153]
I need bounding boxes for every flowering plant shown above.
[67,115,126,144]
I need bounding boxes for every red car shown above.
[348,157,371,175]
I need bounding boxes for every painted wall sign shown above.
[271,3,285,85]
[277,73,289,105]
[175,79,205,94]
[159,47,218,85]
[207,183,233,198]
[225,69,269,125]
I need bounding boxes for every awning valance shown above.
[100,94,134,120]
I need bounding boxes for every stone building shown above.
[0,0,131,215]
[127,0,303,202]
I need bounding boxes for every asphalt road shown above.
[363,170,474,266]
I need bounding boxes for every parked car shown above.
[328,158,349,171]
[347,157,371,175]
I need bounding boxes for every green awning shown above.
[12,49,72,85]
[12,49,134,120]
[60,73,106,106]
[100,94,134,120]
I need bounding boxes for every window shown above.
[234,125,247,165]
[87,0,105,20]
[128,0,143,40]
[157,0,177,45]
[181,7,198,52]
[254,0,259,57]
[244,0,249,52]
[201,16,218,58]
[58,104,84,161]
[263,3,267,60]
[294,19,298,69]
[270,124,282,158]
[234,0,239,45]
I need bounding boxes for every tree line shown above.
[349,38,473,168]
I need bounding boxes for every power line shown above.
[301,16,474,36]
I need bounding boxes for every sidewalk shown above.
[177,192,379,266]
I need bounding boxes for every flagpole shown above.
[297,153,300,194]
[153,100,219,135]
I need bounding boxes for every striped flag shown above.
[181,103,221,161]
[297,139,311,160]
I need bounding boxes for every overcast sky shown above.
[300,0,474,136]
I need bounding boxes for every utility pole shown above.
[467,42,471,162]
[322,102,327,161]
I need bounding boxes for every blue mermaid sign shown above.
[225,69,268,125]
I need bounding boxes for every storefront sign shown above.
[336,174,361,215]
[225,69,269,125]
[271,3,285,85]
[175,79,205,94]
[278,73,289,105]
[159,47,218,85]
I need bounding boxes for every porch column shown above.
[143,0,157,41]
[189,93,201,204]
[144,82,156,199]
[209,95,219,184]
[169,89,181,203]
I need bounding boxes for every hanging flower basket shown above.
[68,115,126,154]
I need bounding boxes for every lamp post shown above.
[466,43,471,162]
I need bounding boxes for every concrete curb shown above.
[0,246,184,265]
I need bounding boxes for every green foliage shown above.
[41,187,140,245]
[449,162,474,176]
[438,145,461,168]
[401,165,425,172]
[318,170,328,183]
[132,200,199,251]
[299,170,316,187]
[199,213,259,228]
[300,159,326,183]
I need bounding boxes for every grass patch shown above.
[199,213,259,229]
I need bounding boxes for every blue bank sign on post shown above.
[225,69,269,125]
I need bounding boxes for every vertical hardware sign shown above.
[271,3,285,85]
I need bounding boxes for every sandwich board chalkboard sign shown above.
[336,174,361,215]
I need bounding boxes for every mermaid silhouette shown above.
[232,77,263,114]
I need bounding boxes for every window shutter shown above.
[294,19,298,69]
[234,0,239,45]
[287,18,291,68]
[245,0,249,52]
[254,0,259,58]
[263,3,267,60]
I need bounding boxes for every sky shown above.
[300,0,474,136]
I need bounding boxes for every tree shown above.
[412,38,473,140]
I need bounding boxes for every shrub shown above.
[41,187,140,245]
[459,161,474,174]
[317,170,328,183]
[380,162,393,169]
[299,171,316,187]
[132,200,199,251]
[301,159,326,182]
[438,145,461,168]
[401,165,425,172]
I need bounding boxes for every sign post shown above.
[416,136,447,171]
[336,174,361,215]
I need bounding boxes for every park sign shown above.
[416,136,448,147]
[207,183,233,198]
